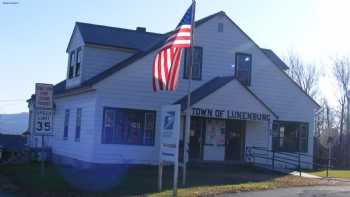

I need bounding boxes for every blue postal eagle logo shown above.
[163,111,175,130]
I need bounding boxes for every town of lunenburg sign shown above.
[34,83,54,136]
[158,104,181,197]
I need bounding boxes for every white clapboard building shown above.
[27,11,320,169]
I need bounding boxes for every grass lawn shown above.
[308,170,350,179]
[0,162,330,197]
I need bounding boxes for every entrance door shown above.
[203,119,226,161]
[225,120,245,160]
[189,117,203,160]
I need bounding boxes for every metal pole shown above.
[327,144,331,177]
[41,135,45,176]
[182,0,196,186]
[158,161,163,192]
[347,96,350,166]
[173,160,179,197]
[272,150,275,170]
[298,128,301,177]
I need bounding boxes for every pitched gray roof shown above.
[174,76,278,118]
[76,22,166,52]
[261,48,289,70]
[55,10,311,110]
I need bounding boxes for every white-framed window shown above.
[184,46,203,80]
[218,22,224,32]
[75,48,82,77]
[75,108,82,141]
[101,107,156,146]
[63,109,70,140]
[272,121,309,153]
[235,53,252,86]
[68,51,75,79]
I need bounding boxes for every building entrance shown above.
[188,117,246,161]
[225,120,246,160]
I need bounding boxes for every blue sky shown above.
[0,0,349,113]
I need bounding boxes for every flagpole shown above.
[182,0,196,186]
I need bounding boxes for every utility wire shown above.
[0,99,25,102]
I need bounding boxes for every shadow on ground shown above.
[0,162,288,196]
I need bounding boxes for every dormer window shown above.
[75,48,82,77]
[68,51,75,79]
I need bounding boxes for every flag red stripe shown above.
[152,60,156,92]
[169,48,181,90]
[157,53,163,90]
[163,49,169,90]
[167,36,192,42]
[175,28,191,33]
[167,48,177,90]
[152,4,193,92]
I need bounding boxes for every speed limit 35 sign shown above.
[34,109,53,136]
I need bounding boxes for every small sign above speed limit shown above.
[35,109,53,136]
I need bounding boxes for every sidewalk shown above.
[289,171,321,178]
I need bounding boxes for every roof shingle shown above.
[76,22,165,52]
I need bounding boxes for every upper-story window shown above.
[68,51,75,79]
[218,23,224,32]
[184,46,203,80]
[235,53,252,86]
[75,48,82,77]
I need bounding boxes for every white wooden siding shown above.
[89,14,318,164]
[193,80,274,116]
[81,46,134,82]
[49,13,318,165]
[52,91,96,162]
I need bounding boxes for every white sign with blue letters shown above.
[159,105,181,163]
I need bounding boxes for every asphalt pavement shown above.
[220,186,350,197]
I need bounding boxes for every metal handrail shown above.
[245,146,334,175]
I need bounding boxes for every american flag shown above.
[152,3,194,91]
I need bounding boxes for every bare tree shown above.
[332,56,350,166]
[285,51,319,99]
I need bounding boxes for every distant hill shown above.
[0,112,29,134]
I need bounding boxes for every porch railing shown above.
[245,146,334,176]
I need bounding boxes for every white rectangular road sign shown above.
[159,105,181,162]
[34,109,53,136]
[35,83,53,109]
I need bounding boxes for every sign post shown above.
[34,83,54,176]
[158,105,181,197]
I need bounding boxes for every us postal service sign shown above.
[159,105,181,163]
[34,109,53,136]
[35,83,53,109]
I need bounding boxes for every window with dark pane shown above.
[235,53,252,86]
[68,51,75,79]
[75,48,82,77]
[218,23,224,32]
[102,107,156,146]
[272,121,308,153]
[75,108,82,141]
[63,109,70,140]
[184,47,203,80]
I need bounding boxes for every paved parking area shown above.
[220,186,350,197]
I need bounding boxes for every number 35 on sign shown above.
[35,110,53,136]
